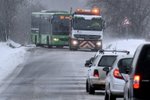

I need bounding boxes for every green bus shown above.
[31,11,71,47]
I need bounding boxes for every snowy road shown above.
[0,47,123,100]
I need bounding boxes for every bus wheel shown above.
[48,45,52,48]
[36,44,40,47]
[56,46,63,48]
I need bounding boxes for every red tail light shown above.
[133,75,140,89]
[93,69,99,77]
[113,69,123,79]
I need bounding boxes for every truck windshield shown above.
[52,15,70,35]
[73,17,103,31]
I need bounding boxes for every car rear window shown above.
[98,56,117,67]
[118,58,132,74]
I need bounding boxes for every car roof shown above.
[95,49,130,56]
[96,49,130,55]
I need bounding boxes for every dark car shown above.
[119,44,150,100]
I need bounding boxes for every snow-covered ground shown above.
[0,42,28,82]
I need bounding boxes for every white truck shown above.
[69,7,105,51]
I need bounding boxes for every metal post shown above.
[126,26,129,40]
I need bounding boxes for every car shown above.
[103,54,133,100]
[85,49,129,94]
[118,43,150,100]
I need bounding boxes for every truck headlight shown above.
[72,40,78,45]
[96,41,101,46]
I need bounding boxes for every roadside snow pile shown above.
[7,39,22,48]
[104,39,148,54]
[0,42,27,81]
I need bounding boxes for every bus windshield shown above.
[52,15,70,35]
[73,17,103,31]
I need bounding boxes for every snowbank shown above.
[0,42,27,81]
[104,39,149,55]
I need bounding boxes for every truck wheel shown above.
[69,46,77,51]
[91,49,98,52]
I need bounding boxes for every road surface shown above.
[0,47,123,100]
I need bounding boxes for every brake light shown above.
[113,69,123,79]
[133,75,140,89]
[93,69,99,77]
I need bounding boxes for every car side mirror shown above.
[84,60,92,67]
[84,57,95,67]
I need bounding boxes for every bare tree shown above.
[0,0,25,41]
[0,0,45,42]
[87,0,150,38]
[10,0,45,44]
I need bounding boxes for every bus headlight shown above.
[53,38,59,41]
[72,40,78,45]
[96,41,101,46]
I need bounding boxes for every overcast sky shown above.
[37,0,90,12]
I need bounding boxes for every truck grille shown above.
[79,41,96,49]
[74,34,100,40]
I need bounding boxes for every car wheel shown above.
[124,90,130,100]
[109,94,116,100]
[108,86,116,100]
[86,80,89,92]
[88,84,95,94]
[124,94,127,100]
[104,91,109,100]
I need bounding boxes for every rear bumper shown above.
[90,79,105,90]
[110,82,124,97]
[92,84,105,90]
[111,90,124,97]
